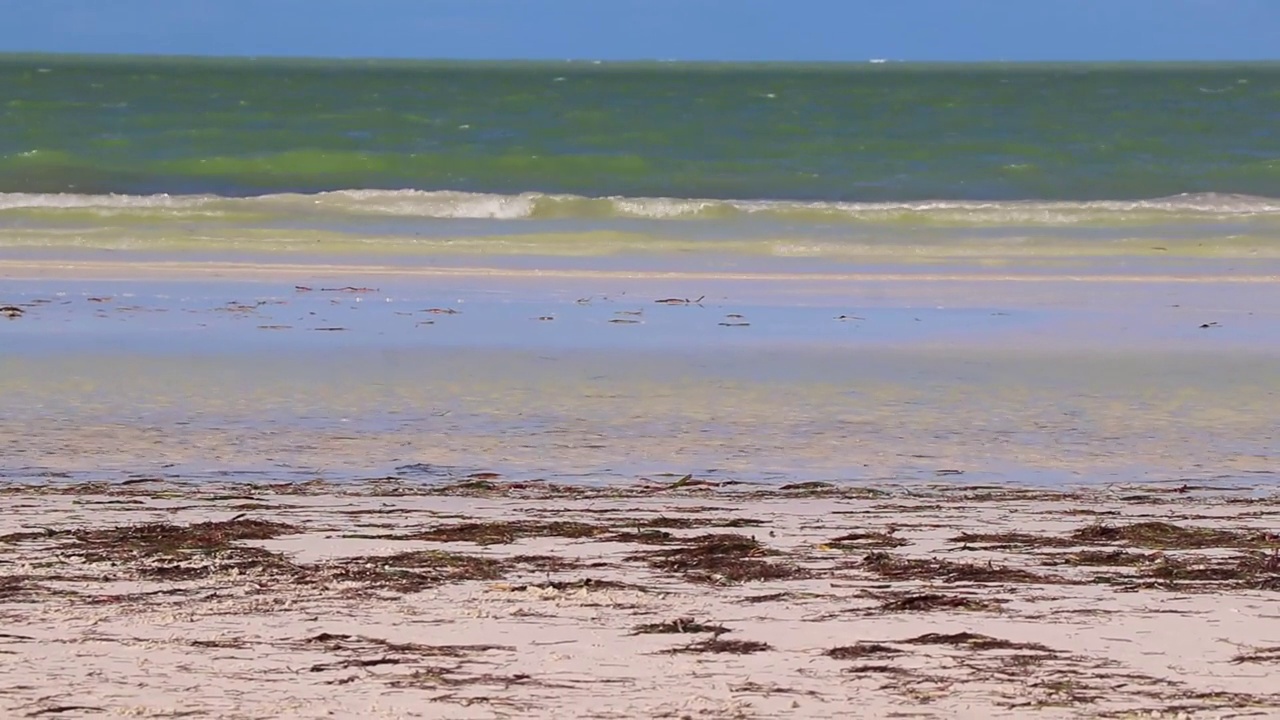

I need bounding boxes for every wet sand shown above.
[2,344,1279,488]
[3,256,1279,486]
[3,257,1278,354]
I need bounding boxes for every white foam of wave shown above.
[304,190,1280,222]
[309,189,538,219]
[2,190,1280,223]
[733,193,1280,222]
[0,192,217,211]
[608,197,727,218]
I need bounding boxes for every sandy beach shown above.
[2,478,1279,719]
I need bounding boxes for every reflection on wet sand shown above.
[1,260,1277,486]
[2,346,1277,486]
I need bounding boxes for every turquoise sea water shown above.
[2,55,1279,261]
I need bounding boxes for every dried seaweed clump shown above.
[877,592,1001,613]
[860,551,1058,585]
[631,618,729,635]
[1071,522,1280,550]
[71,518,300,560]
[1043,549,1161,568]
[1231,647,1280,664]
[323,549,507,593]
[665,638,772,655]
[951,531,1076,549]
[401,520,605,545]
[899,632,1055,653]
[633,533,807,585]
[303,632,511,658]
[1138,551,1280,591]
[632,516,766,529]
[0,576,73,603]
[828,529,908,549]
[825,643,903,660]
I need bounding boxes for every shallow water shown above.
[3,270,1277,487]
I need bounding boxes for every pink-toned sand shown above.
[2,479,1278,719]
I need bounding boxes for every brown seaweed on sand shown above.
[69,518,299,558]
[664,638,771,654]
[1231,647,1280,664]
[324,550,506,593]
[825,643,904,660]
[393,520,606,545]
[631,533,807,585]
[828,529,909,549]
[951,531,1079,549]
[860,551,1061,584]
[899,632,1056,653]
[631,618,729,635]
[877,592,1003,613]
[1071,521,1280,550]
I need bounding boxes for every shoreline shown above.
[4,257,1280,284]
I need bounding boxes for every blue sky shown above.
[2,0,1276,62]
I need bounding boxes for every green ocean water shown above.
[2,55,1279,260]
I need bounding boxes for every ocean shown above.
[2,55,1279,263]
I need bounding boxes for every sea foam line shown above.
[2,189,1280,223]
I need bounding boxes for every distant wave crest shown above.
[3,189,1280,225]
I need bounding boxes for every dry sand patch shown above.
[1,479,1279,718]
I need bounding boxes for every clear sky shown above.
[1,0,1276,62]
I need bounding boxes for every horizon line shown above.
[1,51,1278,66]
